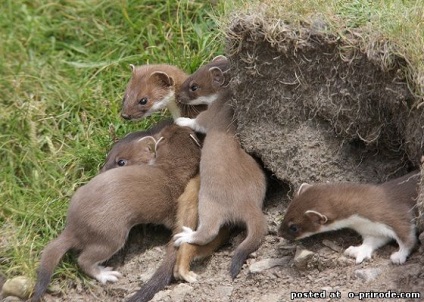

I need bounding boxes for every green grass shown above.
[2,0,423,292]
[0,0,231,282]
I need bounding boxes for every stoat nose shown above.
[121,112,131,120]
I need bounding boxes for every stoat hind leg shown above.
[174,227,231,282]
[391,227,417,264]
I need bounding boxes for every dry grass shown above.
[226,0,424,100]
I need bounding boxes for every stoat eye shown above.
[138,98,148,105]
[117,159,127,166]
[190,84,198,92]
[288,224,299,233]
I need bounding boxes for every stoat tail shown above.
[230,208,267,279]
[127,242,177,302]
[31,229,75,302]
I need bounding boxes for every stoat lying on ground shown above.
[278,171,419,264]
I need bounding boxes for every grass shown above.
[2,0,423,294]
[239,0,424,99]
[0,0,232,284]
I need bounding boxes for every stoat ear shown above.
[137,136,157,155]
[297,183,312,196]
[304,210,328,225]
[129,64,136,73]
[211,55,228,63]
[209,67,225,87]
[150,71,174,88]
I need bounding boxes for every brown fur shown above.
[98,125,226,301]
[172,175,231,282]
[121,64,206,120]
[101,119,173,172]
[174,56,268,279]
[278,171,419,264]
[31,125,201,302]
[176,55,230,105]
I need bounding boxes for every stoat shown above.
[101,118,173,172]
[121,64,206,120]
[278,171,419,264]
[31,125,201,302]
[173,55,268,279]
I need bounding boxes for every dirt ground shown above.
[24,176,422,302]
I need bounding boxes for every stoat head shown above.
[154,124,202,166]
[177,55,229,106]
[100,134,157,172]
[121,64,184,120]
[278,183,330,240]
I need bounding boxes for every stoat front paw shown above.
[175,117,195,128]
[344,245,372,264]
[95,266,122,284]
[173,226,195,246]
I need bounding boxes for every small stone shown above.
[214,285,233,302]
[151,289,171,302]
[337,255,353,266]
[354,268,382,283]
[294,248,317,270]
[2,296,23,302]
[258,293,281,302]
[249,257,291,273]
[0,272,6,291]
[419,232,424,252]
[322,239,343,253]
[1,276,33,299]
[170,283,193,302]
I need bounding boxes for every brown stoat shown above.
[121,64,206,120]
[173,56,268,279]
[172,175,232,283]
[30,125,201,302]
[278,171,419,264]
[100,123,227,301]
[100,118,173,172]
[128,175,231,302]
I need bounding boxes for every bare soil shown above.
[32,179,424,302]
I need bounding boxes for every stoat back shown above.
[379,170,419,210]
[278,172,419,241]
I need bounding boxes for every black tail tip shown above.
[229,256,246,280]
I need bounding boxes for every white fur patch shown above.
[390,226,416,264]
[173,226,195,246]
[188,94,219,106]
[144,91,176,118]
[94,266,122,284]
[305,214,415,264]
[318,214,397,239]
[175,117,207,133]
